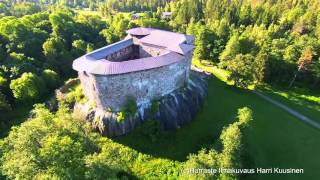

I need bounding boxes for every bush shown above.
[122,96,138,116]
[181,107,253,179]
[135,120,161,142]
[116,112,125,123]
[219,124,242,170]
[64,85,87,105]
[131,158,181,179]
[236,107,253,126]
[182,149,220,179]
[116,96,138,123]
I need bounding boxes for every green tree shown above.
[42,69,60,89]
[193,24,215,60]
[0,75,6,88]
[100,14,130,44]
[0,17,47,59]
[218,107,252,178]
[219,33,240,66]
[99,29,118,44]
[0,2,9,15]
[182,149,219,179]
[72,39,94,56]
[10,3,41,17]
[289,47,314,88]
[226,54,257,87]
[254,51,269,84]
[39,135,86,178]
[0,43,6,62]
[204,0,216,21]
[284,44,300,63]
[49,10,77,48]
[182,107,253,179]
[239,5,252,26]
[6,53,38,74]
[218,123,242,173]
[10,72,46,101]
[0,91,10,111]
[75,13,107,47]
[43,36,73,75]
[0,104,122,179]
[193,25,206,59]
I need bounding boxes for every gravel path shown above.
[253,91,320,129]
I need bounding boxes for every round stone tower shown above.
[73,27,195,111]
[71,27,207,137]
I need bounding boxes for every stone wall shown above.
[74,71,208,137]
[78,72,100,105]
[103,43,167,61]
[139,44,169,58]
[80,57,191,111]
[79,38,193,111]
[184,51,193,79]
[105,45,139,62]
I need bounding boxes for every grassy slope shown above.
[233,85,320,180]
[193,59,320,123]
[117,73,320,180]
[192,60,320,179]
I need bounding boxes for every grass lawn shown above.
[259,86,320,124]
[116,75,320,180]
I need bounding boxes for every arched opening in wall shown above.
[93,84,96,91]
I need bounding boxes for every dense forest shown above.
[0,104,253,179]
[0,0,320,179]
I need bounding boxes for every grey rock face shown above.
[74,71,208,137]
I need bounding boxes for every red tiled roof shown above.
[72,28,194,75]
[167,43,195,55]
[73,52,184,75]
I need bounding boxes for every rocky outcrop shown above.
[74,71,208,137]
[46,78,80,112]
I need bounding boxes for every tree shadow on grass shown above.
[113,120,220,162]
[113,77,249,162]
[260,85,320,112]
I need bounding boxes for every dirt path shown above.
[253,91,320,129]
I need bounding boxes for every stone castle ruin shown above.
[72,27,208,136]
